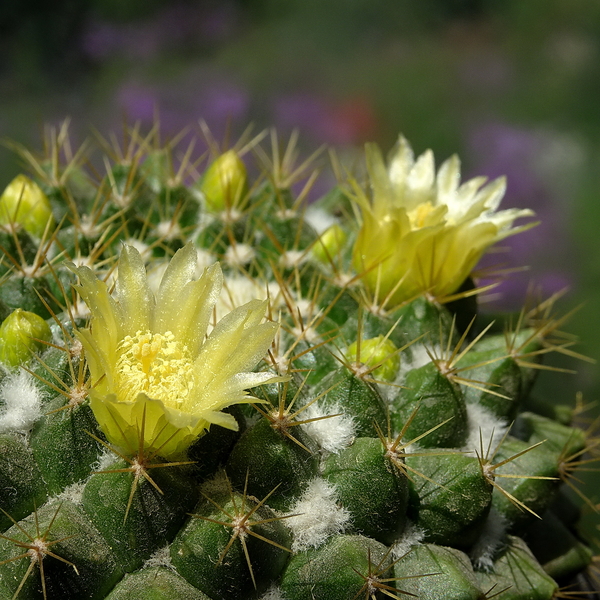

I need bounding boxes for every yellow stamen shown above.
[407,201,435,228]
[115,330,195,406]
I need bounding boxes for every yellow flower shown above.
[72,243,280,459]
[351,136,534,308]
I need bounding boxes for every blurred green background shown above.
[1,0,599,416]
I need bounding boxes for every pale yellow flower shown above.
[72,243,280,459]
[351,136,534,307]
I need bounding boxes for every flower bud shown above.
[311,224,347,263]
[0,175,55,238]
[344,335,399,382]
[0,309,52,367]
[198,150,247,212]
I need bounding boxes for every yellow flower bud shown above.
[345,335,400,382]
[0,309,52,367]
[351,137,534,308]
[0,175,55,238]
[311,224,347,263]
[198,150,247,212]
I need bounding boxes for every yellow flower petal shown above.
[155,251,222,356]
[89,392,207,459]
[117,245,154,335]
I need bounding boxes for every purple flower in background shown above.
[199,83,250,125]
[116,83,159,122]
[81,1,240,62]
[82,20,161,61]
[469,124,548,207]
[112,74,249,135]
[467,123,583,309]
[274,95,333,141]
[107,74,250,184]
[81,22,120,60]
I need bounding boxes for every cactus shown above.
[0,123,598,600]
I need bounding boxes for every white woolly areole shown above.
[259,585,286,600]
[69,255,97,270]
[391,521,425,559]
[462,403,509,457]
[200,470,231,497]
[56,481,86,506]
[219,208,243,223]
[270,350,291,376]
[291,325,321,345]
[304,207,338,234]
[0,370,44,433]
[470,508,508,571]
[155,220,182,241]
[224,243,256,267]
[300,402,355,454]
[94,447,120,472]
[294,298,318,322]
[71,299,91,320]
[399,343,440,376]
[217,275,282,321]
[144,545,175,570]
[275,208,296,220]
[195,207,215,230]
[284,478,350,551]
[333,272,354,288]
[278,250,306,269]
[412,301,426,320]
[79,215,101,239]
[290,297,322,344]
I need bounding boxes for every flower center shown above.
[407,201,435,228]
[115,330,195,407]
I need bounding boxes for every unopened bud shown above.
[0,309,52,367]
[198,150,247,212]
[345,335,400,382]
[311,224,347,263]
[0,175,55,238]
